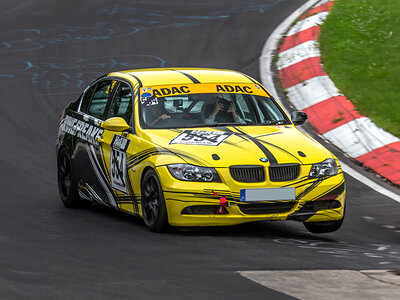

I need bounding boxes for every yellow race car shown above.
[56,68,345,233]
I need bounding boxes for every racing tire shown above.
[141,169,169,232]
[57,149,91,208]
[303,217,344,234]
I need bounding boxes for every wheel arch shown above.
[57,144,80,185]
[140,166,155,194]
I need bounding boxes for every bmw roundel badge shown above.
[259,157,268,163]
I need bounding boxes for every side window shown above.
[87,80,116,120]
[80,84,96,113]
[107,82,133,124]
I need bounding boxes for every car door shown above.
[73,79,119,207]
[96,80,142,215]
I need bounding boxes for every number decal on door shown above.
[110,135,130,194]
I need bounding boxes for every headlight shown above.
[309,158,338,178]
[167,164,221,182]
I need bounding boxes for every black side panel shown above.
[58,110,114,205]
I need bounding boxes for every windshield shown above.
[140,91,290,129]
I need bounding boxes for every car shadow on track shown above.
[174,222,337,241]
[84,202,337,243]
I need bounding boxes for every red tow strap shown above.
[212,190,226,214]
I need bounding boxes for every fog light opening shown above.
[314,199,341,210]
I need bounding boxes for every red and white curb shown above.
[262,0,400,186]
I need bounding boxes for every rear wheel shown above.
[57,149,91,208]
[141,169,169,232]
[303,217,344,234]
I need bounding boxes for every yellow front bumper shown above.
[156,166,345,227]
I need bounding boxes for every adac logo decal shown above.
[216,85,253,94]
[152,86,190,96]
[59,115,104,145]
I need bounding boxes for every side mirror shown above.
[291,111,308,126]
[102,117,130,132]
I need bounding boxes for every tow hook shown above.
[212,190,227,214]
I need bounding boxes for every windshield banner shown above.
[140,83,269,99]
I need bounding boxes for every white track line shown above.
[340,162,400,203]
[315,0,331,6]
[259,0,400,203]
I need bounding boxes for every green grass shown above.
[319,0,400,137]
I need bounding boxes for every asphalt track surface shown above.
[1,1,400,299]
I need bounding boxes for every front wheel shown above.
[57,149,91,208]
[141,169,169,232]
[303,217,344,234]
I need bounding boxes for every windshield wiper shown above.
[264,120,289,125]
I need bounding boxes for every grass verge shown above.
[319,0,400,137]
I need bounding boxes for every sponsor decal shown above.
[140,83,268,98]
[141,87,153,93]
[59,115,104,145]
[170,130,233,146]
[141,93,159,106]
[106,80,117,94]
[110,135,130,194]
[216,84,253,94]
[152,86,190,97]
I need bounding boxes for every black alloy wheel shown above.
[57,149,91,208]
[141,169,168,232]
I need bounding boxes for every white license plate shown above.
[240,187,295,202]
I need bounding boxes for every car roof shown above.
[107,68,257,87]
